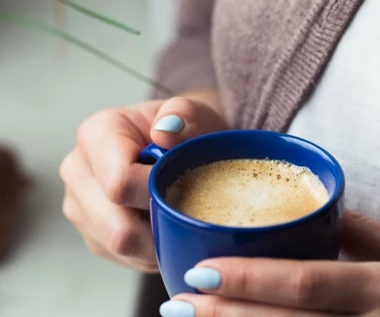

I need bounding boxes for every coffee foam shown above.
[165,159,329,227]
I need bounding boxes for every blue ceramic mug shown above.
[140,130,345,297]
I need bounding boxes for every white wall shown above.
[148,0,178,53]
[0,1,151,316]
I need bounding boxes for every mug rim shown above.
[149,130,345,233]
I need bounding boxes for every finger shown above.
[77,105,157,206]
[62,186,115,258]
[160,294,348,317]
[62,188,88,228]
[83,234,111,258]
[62,191,115,261]
[81,234,158,273]
[83,236,158,272]
[64,190,159,272]
[341,210,380,261]
[186,258,380,313]
[150,97,227,149]
[60,148,156,263]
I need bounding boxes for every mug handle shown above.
[139,143,168,165]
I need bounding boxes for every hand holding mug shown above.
[143,130,345,296]
[160,211,380,317]
[59,94,227,272]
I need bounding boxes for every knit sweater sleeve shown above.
[151,0,216,99]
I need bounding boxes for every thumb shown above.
[150,96,228,149]
[341,210,380,261]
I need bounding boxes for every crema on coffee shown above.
[165,159,329,227]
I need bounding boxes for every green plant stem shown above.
[0,13,173,96]
[57,0,141,35]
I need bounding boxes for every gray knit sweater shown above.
[153,0,364,131]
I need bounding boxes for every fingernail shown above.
[184,267,221,289]
[154,115,184,133]
[159,300,195,317]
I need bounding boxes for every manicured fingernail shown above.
[184,267,221,289]
[154,115,184,133]
[159,300,195,317]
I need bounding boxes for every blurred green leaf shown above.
[0,13,173,96]
[58,0,141,35]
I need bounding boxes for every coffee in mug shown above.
[166,159,329,227]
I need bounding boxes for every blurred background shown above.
[0,0,176,316]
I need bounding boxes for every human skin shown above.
[60,89,226,272]
[60,89,380,316]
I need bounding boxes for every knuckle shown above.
[76,109,116,146]
[138,262,160,273]
[76,117,93,147]
[168,96,197,114]
[290,267,323,306]
[62,196,82,226]
[62,198,79,224]
[85,239,108,258]
[62,197,72,219]
[106,225,137,256]
[103,176,124,204]
[238,262,253,294]
[170,96,195,108]
[104,167,137,205]
[59,151,75,184]
[203,296,224,317]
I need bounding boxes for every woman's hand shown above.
[160,211,380,316]
[59,91,227,272]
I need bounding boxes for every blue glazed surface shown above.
[141,130,345,297]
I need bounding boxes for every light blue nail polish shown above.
[159,300,195,317]
[154,115,184,133]
[184,267,221,289]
